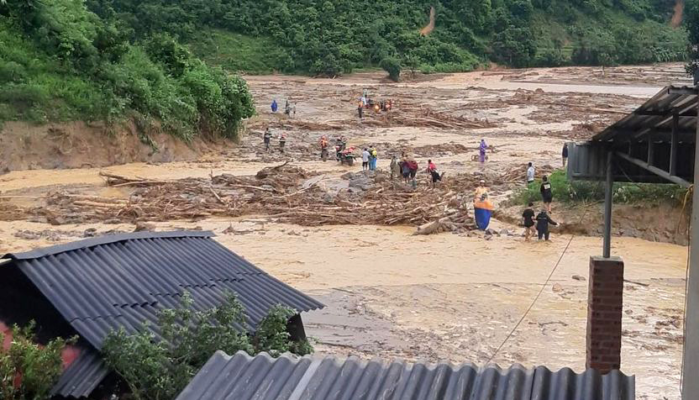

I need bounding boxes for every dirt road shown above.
[0,63,691,399]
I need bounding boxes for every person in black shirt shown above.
[522,202,536,241]
[536,209,558,241]
[562,143,569,168]
[540,175,553,213]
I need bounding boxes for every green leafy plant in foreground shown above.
[0,322,76,400]
[103,293,312,400]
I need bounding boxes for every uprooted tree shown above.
[0,322,76,400]
[103,293,312,400]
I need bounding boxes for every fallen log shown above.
[100,172,167,187]
[415,217,451,235]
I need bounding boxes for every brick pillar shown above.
[586,256,624,373]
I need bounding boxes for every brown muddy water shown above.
[1,63,693,399]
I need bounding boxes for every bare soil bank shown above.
[0,121,226,173]
[497,201,689,245]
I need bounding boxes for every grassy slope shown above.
[189,29,288,75]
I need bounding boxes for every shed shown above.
[567,85,698,399]
[0,231,324,398]
[176,350,635,400]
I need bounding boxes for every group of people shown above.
[520,167,557,240]
[361,147,379,171]
[390,154,443,188]
[332,138,442,189]
[271,99,296,117]
[522,202,557,241]
[357,89,394,119]
[263,128,286,153]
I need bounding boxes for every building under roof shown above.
[568,85,698,399]
[0,231,324,398]
[568,85,697,186]
[176,350,635,400]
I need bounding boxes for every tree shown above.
[0,322,76,400]
[686,0,699,75]
[491,26,537,67]
[103,293,312,400]
[380,56,402,81]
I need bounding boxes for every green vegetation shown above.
[83,0,687,76]
[190,30,289,75]
[103,293,312,400]
[380,57,402,82]
[511,170,689,206]
[0,322,76,400]
[0,0,691,128]
[0,0,254,140]
[686,0,699,74]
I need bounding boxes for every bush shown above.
[510,170,688,206]
[380,57,401,81]
[103,293,312,400]
[0,322,76,400]
[534,48,569,67]
[0,62,27,84]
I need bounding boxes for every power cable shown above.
[486,206,590,365]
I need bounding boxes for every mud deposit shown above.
[0,63,691,399]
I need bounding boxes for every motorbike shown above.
[336,147,356,166]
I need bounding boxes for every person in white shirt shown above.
[526,162,535,185]
[362,148,370,171]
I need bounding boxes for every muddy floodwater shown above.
[0,63,692,399]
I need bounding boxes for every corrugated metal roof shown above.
[594,85,698,143]
[1,231,324,398]
[51,348,109,398]
[176,351,635,400]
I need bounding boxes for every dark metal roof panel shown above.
[176,351,635,400]
[3,231,214,260]
[1,232,324,397]
[66,275,325,350]
[51,348,110,398]
[3,232,323,348]
[594,85,699,143]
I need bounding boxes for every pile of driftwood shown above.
[362,104,496,130]
[36,164,477,232]
[498,164,556,185]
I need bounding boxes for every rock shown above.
[134,222,156,232]
[552,283,564,293]
[572,275,586,282]
[83,228,97,238]
[46,215,66,226]
[500,229,511,236]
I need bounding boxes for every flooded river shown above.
[0,63,692,399]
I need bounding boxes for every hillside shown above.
[86,0,688,75]
[0,0,254,136]
[0,0,690,130]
